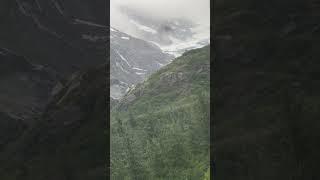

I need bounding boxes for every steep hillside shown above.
[0,48,57,120]
[0,1,108,179]
[0,0,106,74]
[0,64,107,180]
[0,48,57,151]
[214,0,320,179]
[110,27,173,99]
[111,46,210,179]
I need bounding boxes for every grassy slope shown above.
[111,46,210,179]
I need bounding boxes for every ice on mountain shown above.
[74,19,107,28]
[121,36,130,40]
[115,50,131,67]
[110,27,117,32]
[129,19,157,34]
[132,67,147,71]
[115,62,129,74]
[135,72,146,75]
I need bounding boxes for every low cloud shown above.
[111,0,210,32]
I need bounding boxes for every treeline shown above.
[110,46,210,180]
[111,93,210,179]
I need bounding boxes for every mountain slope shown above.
[0,48,57,151]
[0,64,107,180]
[0,0,106,74]
[110,27,173,99]
[214,0,320,179]
[0,48,57,120]
[111,46,210,179]
[0,1,108,179]
[1,0,173,100]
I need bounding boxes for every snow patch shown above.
[129,19,157,34]
[157,62,165,67]
[115,62,129,74]
[132,67,147,71]
[119,81,129,85]
[135,72,146,75]
[115,50,131,67]
[110,27,117,32]
[121,36,130,40]
[74,19,107,28]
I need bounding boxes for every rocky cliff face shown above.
[214,0,320,179]
[110,27,173,99]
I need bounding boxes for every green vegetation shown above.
[111,46,210,179]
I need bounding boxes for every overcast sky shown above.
[111,0,210,31]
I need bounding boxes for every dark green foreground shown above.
[111,46,210,179]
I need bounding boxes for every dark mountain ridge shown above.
[0,48,57,125]
[0,1,108,179]
[0,0,107,74]
[0,64,107,180]
[214,0,320,179]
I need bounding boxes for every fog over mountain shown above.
[111,0,210,26]
[111,0,210,57]
[109,0,210,99]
